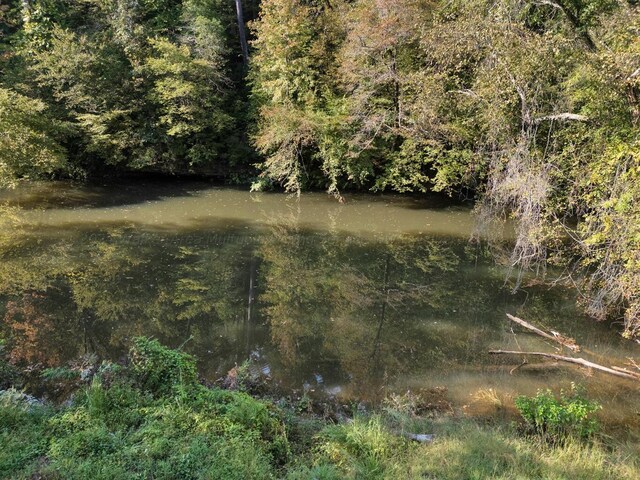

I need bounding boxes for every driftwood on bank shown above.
[488,350,640,381]
[505,314,580,352]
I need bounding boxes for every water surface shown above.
[1,181,638,430]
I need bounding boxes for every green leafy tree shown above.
[12,0,240,175]
[0,87,69,187]
[250,0,347,193]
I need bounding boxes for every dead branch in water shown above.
[509,358,528,375]
[611,366,640,380]
[627,357,640,372]
[488,350,640,381]
[506,314,580,352]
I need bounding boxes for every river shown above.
[0,180,637,431]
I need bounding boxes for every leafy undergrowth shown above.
[1,338,639,479]
[0,338,288,479]
[515,384,602,442]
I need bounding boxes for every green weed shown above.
[515,384,601,441]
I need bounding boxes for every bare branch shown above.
[533,113,588,124]
[532,0,564,12]
[488,350,640,381]
[611,366,640,380]
[506,314,580,352]
[450,89,481,99]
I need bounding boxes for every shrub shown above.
[0,398,51,478]
[32,339,290,478]
[129,337,198,396]
[515,385,601,441]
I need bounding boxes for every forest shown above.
[1,0,639,339]
[1,1,640,478]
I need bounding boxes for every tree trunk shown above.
[235,0,249,66]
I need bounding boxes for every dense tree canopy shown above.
[2,0,247,176]
[0,0,639,334]
[249,0,640,337]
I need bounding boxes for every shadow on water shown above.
[0,179,218,210]
[0,179,469,213]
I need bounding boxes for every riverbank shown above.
[1,338,638,479]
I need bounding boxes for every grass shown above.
[284,414,639,480]
[403,420,640,480]
[1,338,639,479]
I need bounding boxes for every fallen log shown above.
[506,314,580,352]
[488,350,640,381]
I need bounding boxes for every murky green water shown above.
[1,181,638,429]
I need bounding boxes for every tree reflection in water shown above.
[0,198,634,412]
